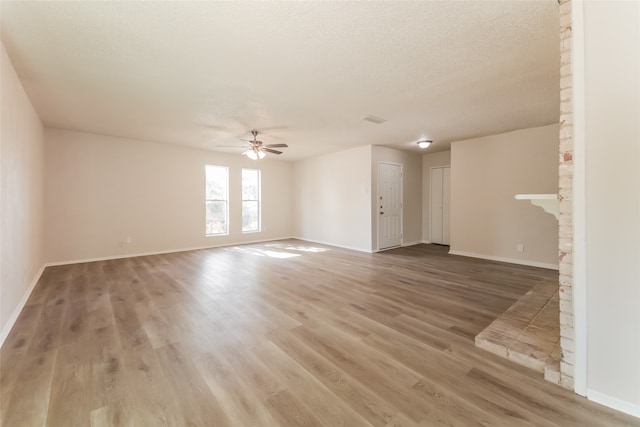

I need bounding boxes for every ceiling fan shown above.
[218,130,288,160]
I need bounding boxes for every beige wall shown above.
[371,146,423,250]
[44,129,293,263]
[421,150,451,243]
[293,144,422,252]
[292,145,372,252]
[0,44,45,343]
[450,124,559,268]
[583,0,640,411]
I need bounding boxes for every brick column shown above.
[558,0,574,391]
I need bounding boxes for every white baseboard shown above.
[402,240,422,247]
[448,249,559,270]
[422,240,432,244]
[0,264,46,349]
[292,237,372,253]
[588,389,640,419]
[45,236,296,267]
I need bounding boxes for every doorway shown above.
[378,162,403,250]
[430,166,450,245]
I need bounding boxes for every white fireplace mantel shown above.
[515,194,559,220]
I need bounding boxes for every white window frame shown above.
[205,165,229,236]
[242,168,261,233]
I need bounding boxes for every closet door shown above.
[430,166,451,245]
[430,168,444,244]
[442,166,451,245]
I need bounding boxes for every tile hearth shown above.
[475,279,561,384]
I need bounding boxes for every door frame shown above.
[377,161,403,252]
[429,165,451,245]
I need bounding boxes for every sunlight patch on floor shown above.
[227,246,301,259]
[264,243,329,253]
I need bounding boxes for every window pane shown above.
[206,201,227,234]
[242,169,259,200]
[242,201,259,232]
[205,165,228,235]
[206,165,227,200]
[242,169,260,233]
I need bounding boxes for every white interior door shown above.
[442,167,451,245]
[430,166,450,245]
[378,162,402,250]
[431,167,443,244]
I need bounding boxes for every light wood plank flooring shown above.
[1,240,638,426]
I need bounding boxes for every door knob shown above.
[380,212,384,215]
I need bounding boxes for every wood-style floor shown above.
[1,240,638,426]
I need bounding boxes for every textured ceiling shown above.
[1,1,559,160]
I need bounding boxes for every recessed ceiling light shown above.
[417,140,432,149]
[362,115,387,124]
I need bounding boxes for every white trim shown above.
[0,265,46,348]
[401,240,422,247]
[292,237,373,254]
[377,161,404,251]
[588,390,640,420]
[422,240,432,244]
[448,249,559,270]
[44,236,295,267]
[571,0,588,397]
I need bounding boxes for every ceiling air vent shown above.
[362,115,387,124]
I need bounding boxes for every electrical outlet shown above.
[126,236,133,244]
[517,244,524,253]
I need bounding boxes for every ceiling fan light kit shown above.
[245,149,266,160]
[218,130,288,160]
[417,140,432,149]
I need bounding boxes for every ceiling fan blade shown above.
[265,144,288,148]
[263,148,283,155]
